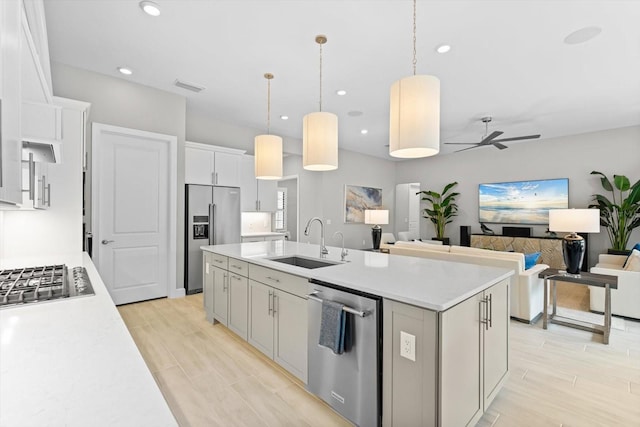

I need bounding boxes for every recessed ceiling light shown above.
[117,67,133,75]
[280,115,289,120]
[336,89,347,96]
[564,26,602,45]
[436,44,451,54]
[139,1,161,17]
[361,129,368,135]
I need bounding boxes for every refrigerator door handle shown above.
[208,203,214,245]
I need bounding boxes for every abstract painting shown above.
[344,185,382,223]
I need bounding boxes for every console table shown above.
[538,268,618,344]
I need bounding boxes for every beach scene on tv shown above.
[479,179,569,224]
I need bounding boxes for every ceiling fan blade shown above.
[493,142,509,150]
[478,130,503,145]
[444,142,479,145]
[455,146,481,153]
[491,134,541,143]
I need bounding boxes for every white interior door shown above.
[92,123,177,305]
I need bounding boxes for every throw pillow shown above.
[623,249,640,272]
[623,243,640,268]
[524,252,541,270]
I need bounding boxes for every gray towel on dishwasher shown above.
[319,299,346,354]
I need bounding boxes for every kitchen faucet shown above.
[304,217,329,258]
[333,231,349,262]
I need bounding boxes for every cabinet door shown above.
[248,279,274,358]
[274,290,308,383]
[20,160,48,209]
[185,147,214,185]
[21,102,62,140]
[228,273,248,340]
[483,280,509,409]
[212,266,228,325]
[203,253,214,323]
[440,292,483,427]
[240,155,257,211]
[0,0,23,206]
[257,179,277,212]
[213,151,240,187]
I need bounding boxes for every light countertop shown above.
[241,232,287,237]
[201,241,513,311]
[0,253,177,427]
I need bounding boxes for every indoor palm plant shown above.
[589,171,640,253]
[418,182,459,244]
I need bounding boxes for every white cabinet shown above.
[22,102,62,141]
[203,252,214,322]
[227,258,249,339]
[248,264,308,383]
[383,279,509,427]
[212,265,228,325]
[20,158,49,209]
[184,141,244,187]
[241,234,285,243]
[0,0,23,207]
[240,155,277,211]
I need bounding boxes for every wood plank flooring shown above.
[118,293,640,427]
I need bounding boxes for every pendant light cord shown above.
[412,0,417,76]
[267,77,271,134]
[319,42,323,112]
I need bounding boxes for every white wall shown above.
[396,126,640,266]
[50,62,187,294]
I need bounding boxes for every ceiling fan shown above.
[445,117,541,152]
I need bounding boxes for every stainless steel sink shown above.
[267,255,341,269]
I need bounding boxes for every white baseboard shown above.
[169,287,186,299]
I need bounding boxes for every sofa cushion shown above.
[394,240,450,252]
[624,249,640,272]
[524,252,542,270]
[450,245,525,271]
[623,243,640,268]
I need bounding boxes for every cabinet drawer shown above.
[248,264,308,298]
[210,253,228,269]
[228,258,249,277]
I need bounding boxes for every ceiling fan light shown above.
[389,74,440,158]
[303,111,338,171]
[255,134,283,180]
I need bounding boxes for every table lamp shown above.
[364,209,389,250]
[548,208,600,275]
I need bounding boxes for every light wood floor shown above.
[118,293,640,427]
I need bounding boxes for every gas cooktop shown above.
[0,264,94,308]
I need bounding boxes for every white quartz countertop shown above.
[0,253,177,427]
[201,241,513,311]
[241,232,287,237]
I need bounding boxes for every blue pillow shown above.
[624,243,640,267]
[524,252,541,270]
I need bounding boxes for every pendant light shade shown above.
[303,111,338,171]
[389,74,440,158]
[255,134,283,179]
[389,0,441,159]
[255,73,283,180]
[303,35,338,171]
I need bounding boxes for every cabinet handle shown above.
[479,298,489,331]
[273,293,278,315]
[28,153,35,201]
[265,276,280,283]
[214,259,224,264]
[230,265,242,270]
[215,172,218,185]
[41,176,46,205]
[268,290,273,315]
[223,274,228,292]
[255,200,259,211]
[46,183,51,207]
[231,275,242,281]
[212,172,215,184]
[488,293,493,328]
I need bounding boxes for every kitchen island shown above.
[0,253,177,427]
[202,240,514,427]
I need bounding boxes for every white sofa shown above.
[381,241,549,322]
[590,254,640,319]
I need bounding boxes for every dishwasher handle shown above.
[306,292,368,318]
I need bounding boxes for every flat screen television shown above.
[478,178,569,225]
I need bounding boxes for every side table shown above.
[538,268,618,344]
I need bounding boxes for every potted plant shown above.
[589,171,640,254]
[418,182,459,245]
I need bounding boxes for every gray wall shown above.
[51,62,187,294]
[277,178,298,241]
[396,125,640,267]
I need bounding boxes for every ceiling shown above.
[43,0,640,160]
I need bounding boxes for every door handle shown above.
[272,293,278,315]
[46,183,51,207]
[488,293,493,328]
[268,290,273,315]
[101,239,115,245]
[479,297,489,331]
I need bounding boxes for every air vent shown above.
[174,79,206,93]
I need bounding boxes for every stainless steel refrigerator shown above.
[185,184,241,294]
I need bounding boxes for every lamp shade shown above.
[364,209,389,225]
[303,111,338,171]
[389,74,440,158]
[254,134,283,180]
[549,209,600,233]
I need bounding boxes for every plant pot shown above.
[607,248,631,256]
[432,237,450,245]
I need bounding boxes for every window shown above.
[275,188,287,231]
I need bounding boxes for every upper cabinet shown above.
[240,155,277,212]
[20,6,52,104]
[0,0,23,206]
[184,141,244,187]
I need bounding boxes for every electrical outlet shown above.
[362,239,366,246]
[400,331,416,362]
[326,219,332,225]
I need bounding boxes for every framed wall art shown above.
[344,185,382,223]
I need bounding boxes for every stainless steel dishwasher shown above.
[307,279,382,427]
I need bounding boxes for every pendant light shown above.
[389,0,440,158]
[255,73,283,180]
[303,35,338,171]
